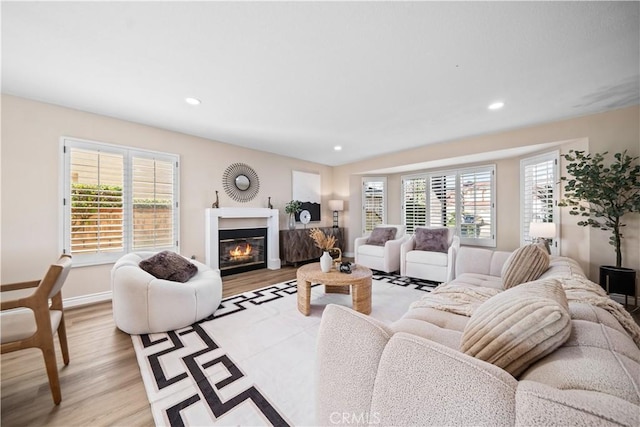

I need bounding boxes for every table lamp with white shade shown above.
[328,200,344,228]
[529,222,556,254]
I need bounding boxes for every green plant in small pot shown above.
[560,150,640,303]
[285,200,302,230]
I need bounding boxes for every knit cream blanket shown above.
[409,283,501,317]
[410,277,640,348]
[560,276,640,348]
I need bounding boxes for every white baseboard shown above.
[64,291,112,308]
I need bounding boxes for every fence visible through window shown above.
[63,138,179,265]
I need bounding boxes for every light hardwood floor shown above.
[1,266,297,427]
[3,264,638,426]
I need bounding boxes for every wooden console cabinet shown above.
[279,227,345,265]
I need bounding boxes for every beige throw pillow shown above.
[501,244,550,289]
[460,279,571,377]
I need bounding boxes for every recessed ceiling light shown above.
[488,101,504,110]
[185,97,201,106]
[334,145,342,151]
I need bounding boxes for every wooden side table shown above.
[296,263,372,315]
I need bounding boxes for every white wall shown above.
[335,105,640,286]
[2,95,638,303]
[1,95,334,301]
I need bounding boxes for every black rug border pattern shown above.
[138,271,438,427]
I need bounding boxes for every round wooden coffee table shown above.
[296,263,372,315]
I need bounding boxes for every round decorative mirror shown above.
[235,174,250,191]
[222,163,260,202]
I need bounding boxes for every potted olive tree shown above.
[560,150,640,303]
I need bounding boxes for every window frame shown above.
[361,177,387,234]
[520,151,560,254]
[60,137,180,266]
[401,164,496,247]
[401,174,427,234]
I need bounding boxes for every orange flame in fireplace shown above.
[230,243,252,257]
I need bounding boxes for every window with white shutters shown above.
[459,168,493,242]
[362,177,386,233]
[132,155,176,250]
[428,173,457,228]
[402,176,427,233]
[402,165,495,246]
[62,137,179,266]
[520,151,559,253]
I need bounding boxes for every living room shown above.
[2,2,639,426]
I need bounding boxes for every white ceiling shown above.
[2,2,639,167]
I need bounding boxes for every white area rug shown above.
[132,272,437,426]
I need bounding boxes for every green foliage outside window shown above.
[71,183,172,212]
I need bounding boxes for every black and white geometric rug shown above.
[132,272,437,426]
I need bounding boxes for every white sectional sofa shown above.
[316,246,640,426]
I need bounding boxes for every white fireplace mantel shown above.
[205,208,281,271]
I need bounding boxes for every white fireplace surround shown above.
[205,208,281,271]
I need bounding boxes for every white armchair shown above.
[111,252,222,334]
[401,226,459,282]
[354,224,408,274]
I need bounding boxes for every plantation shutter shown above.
[132,156,176,250]
[63,137,179,266]
[424,166,496,247]
[428,174,456,228]
[402,176,427,233]
[362,178,386,233]
[69,147,124,256]
[459,168,494,242]
[521,152,558,250]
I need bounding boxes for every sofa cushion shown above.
[139,251,198,283]
[357,244,385,257]
[414,227,449,253]
[455,247,512,277]
[516,381,640,427]
[460,279,572,377]
[406,250,448,267]
[519,311,640,406]
[501,244,550,289]
[451,273,504,290]
[366,227,397,246]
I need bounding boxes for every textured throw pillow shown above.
[366,227,397,246]
[460,279,571,377]
[414,227,449,253]
[501,244,550,289]
[139,251,198,283]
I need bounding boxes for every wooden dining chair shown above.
[1,254,72,404]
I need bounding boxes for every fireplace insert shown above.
[219,228,267,276]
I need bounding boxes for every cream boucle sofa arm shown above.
[316,305,520,426]
[369,332,518,426]
[316,304,393,426]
